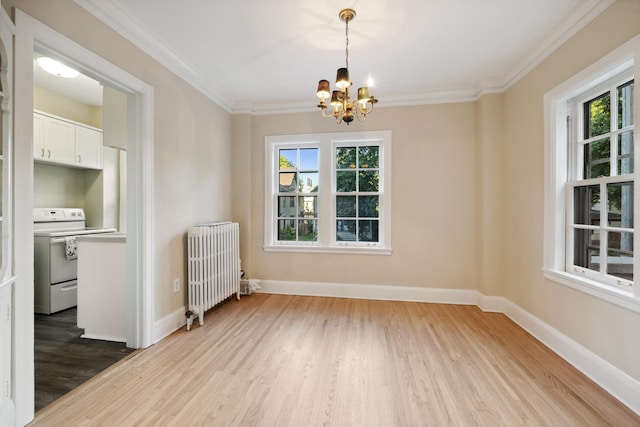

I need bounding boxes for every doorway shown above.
[32,54,133,411]
[13,9,155,424]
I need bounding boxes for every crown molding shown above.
[499,0,616,91]
[74,0,233,112]
[76,0,614,115]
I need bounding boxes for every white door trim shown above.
[13,9,154,425]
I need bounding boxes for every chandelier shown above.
[316,8,378,124]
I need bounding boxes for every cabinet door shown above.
[75,126,103,169]
[33,113,45,159]
[44,116,75,164]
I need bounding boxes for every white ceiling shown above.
[44,0,612,112]
[33,55,103,106]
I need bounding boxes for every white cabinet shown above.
[103,86,128,150]
[76,125,103,169]
[33,113,46,161]
[33,111,103,170]
[77,234,126,342]
[33,114,76,164]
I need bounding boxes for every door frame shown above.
[13,9,155,425]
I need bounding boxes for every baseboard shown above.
[256,279,479,305]
[501,299,640,415]
[153,305,187,343]
[153,279,640,416]
[476,293,507,312]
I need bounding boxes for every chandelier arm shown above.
[360,101,374,115]
[320,107,335,118]
[354,104,367,122]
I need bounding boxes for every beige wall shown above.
[34,84,101,128]
[240,103,480,290]
[7,0,234,320]
[502,0,640,380]
[474,93,505,297]
[33,163,86,208]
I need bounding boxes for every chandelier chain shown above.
[345,18,349,71]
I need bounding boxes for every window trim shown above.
[543,34,640,312]
[264,131,392,255]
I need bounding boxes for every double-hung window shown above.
[265,131,392,254]
[544,36,640,309]
[569,76,634,289]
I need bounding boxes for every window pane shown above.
[358,146,379,168]
[279,172,297,192]
[607,231,633,281]
[298,195,317,218]
[573,228,600,272]
[278,196,296,217]
[358,220,379,242]
[585,92,610,138]
[358,195,379,218]
[299,172,319,192]
[359,171,379,192]
[336,196,356,217]
[298,220,318,242]
[279,149,297,170]
[584,138,610,178]
[299,148,318,170]
[336,220,356,241]
[617,131,634,175]
[278,219,297,241]
[607,182,634,228]
[573,185,600,225]
[618,81,634,129]
[336,147,356,169]
[336,171,356,192]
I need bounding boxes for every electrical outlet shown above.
[173,278,180,293]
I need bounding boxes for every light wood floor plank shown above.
[30,294,640,426]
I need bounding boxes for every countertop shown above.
[76,232,126,243]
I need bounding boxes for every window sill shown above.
[542,269,640,314]
[263,244,392,256]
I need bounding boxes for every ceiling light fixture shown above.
[36,57,80,79]
[316,9,378,125]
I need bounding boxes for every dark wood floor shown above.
[34,307,136,412]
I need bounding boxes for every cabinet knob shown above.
[77,154,81,163]
[47,149,51,158]
[40,148,44,157]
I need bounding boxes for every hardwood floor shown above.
[31,294,639,426]
[34,307,136,412]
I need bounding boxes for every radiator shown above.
[186,222,241,331]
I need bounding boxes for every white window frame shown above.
[543,35,640,313]
[264,131,392,255]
